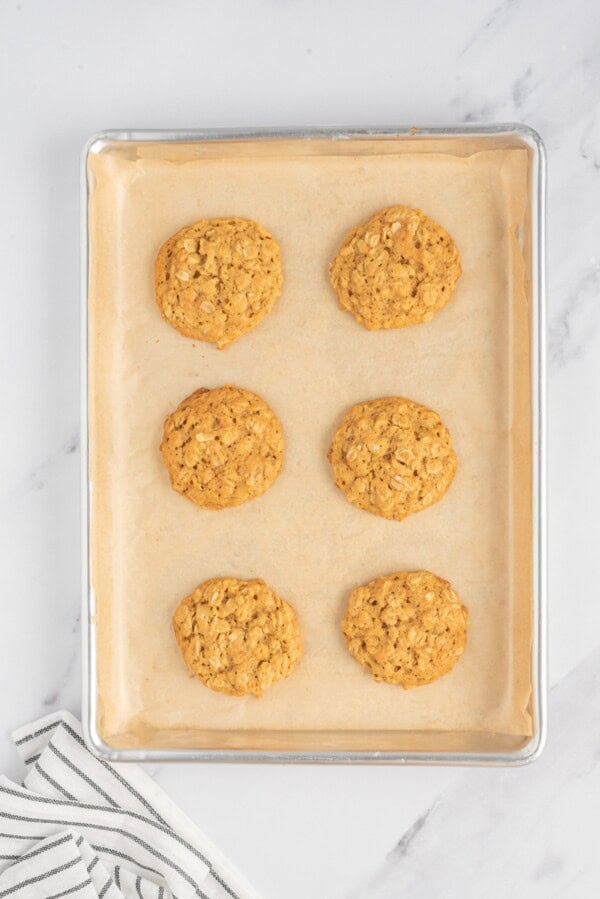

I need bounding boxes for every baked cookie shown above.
[155,217,283,349]
[342,570,468,688]
[173,577,303,697]
[160,385,284,510]
[327,396,457,521]
[329,205,461,330]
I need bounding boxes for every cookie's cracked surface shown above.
[161,385,284,510]
[342,570,468,688]
[327,396,457,521]
[330,205,461,330]
[156,217,283,348]
[173,577,303,697]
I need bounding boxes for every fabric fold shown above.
[0,712,259,899]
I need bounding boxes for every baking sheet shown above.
[88,136,533,753]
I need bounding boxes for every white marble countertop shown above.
[1,0,599,896]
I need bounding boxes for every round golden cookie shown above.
[327,396,457,521]
[329,205,461,330]
[160,385,284,510]
[173,577,303,697]
[155,217,283,349]
[342,570,468,688]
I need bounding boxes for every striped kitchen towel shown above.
[0,711,260,899]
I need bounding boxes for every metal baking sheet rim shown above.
[80,124,547,766]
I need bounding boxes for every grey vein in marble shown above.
[580,112,600,169]
[512,67,536,109]
[459,0,520,57]
[1,431,80,502]
[549,264,600,368]
[43,613,81,708]
[349,647,600,899]
[390,802,436,861]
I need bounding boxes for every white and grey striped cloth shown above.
[0,711,259,899]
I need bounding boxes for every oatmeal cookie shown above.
[155,217,283,348]
[161,385,284,510]
[342,570,468,688]
[329,205,461,330]
[173,577,303,697]
[327,396,457,521]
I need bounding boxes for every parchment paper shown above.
[88,137,533,751]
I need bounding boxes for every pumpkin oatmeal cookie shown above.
[329,205,461,330]
[342,570,468,688]
[160,385,284,510]
[327,396,457,521]
[173,577,303,697]
[155,217,283,348]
